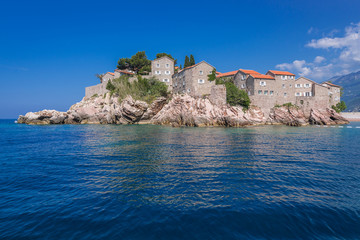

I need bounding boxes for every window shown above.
[258,90,262,95]
[335,97,339,100]
[305,92,311,96]
[289,76,294,79]
[187,89,191,93]
[242,75,246,80]
[199,71,203,75]
[155,70,161,75]
[295,84,301,88]
[264,90,268,95]
[163,79,169,82]
[284,92,287,97]
[300,100,304,104]
[156,63,160,68]
[209,71,212,74]
[165,70,170,75]
[241,84,245,88]
[175,83,178,87]
[198,79,205,84]
[296,92,301,96]
[183,81,185,86]
[260,81,266,86]
[270,91,274,95]
[165,63,169,68]
[281,75,287,80]
[305,83,311,88]
[289,84,292,88]
[282,84,285,88]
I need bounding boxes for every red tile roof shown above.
[115,69,135,75]
[106,72,115,76]
[239,69,260,75]
[216,70,238,78]
[323,82,341,88]
[267,70,295,76]
[216,71,222,75]
[250,74,275,80]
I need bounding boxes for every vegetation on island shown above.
[106,75,168,104]
[275,102,299,109]
[183,54,195,68]
[332,101,347,113]
[117,51,151,75]
[215,76,251,109]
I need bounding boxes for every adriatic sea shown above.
[0,119,359,239]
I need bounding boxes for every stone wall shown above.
[209,85,226,106]
[85,82,109,98]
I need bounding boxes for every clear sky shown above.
[1,0,360,118]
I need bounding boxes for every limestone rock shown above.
[267,106,308,126]
[309,108,349,125]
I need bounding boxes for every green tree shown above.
[117,51,151,74]
[184,56,190,68]
[156,53,177,65]
[332,101,347,113]
[224,82,251,109]
[180,64,182,70]
[189,54,195,66]
[208,68,217,82]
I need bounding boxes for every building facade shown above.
[322,82,341,106]
[151,56,175,90]
[234,69,261,90]
[172,61,216,97]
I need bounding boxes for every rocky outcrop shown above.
[309,108,349,125]
[266,106,308,126]
[17,94,166,125]
[150,94,266,127]
[17,94,349,127]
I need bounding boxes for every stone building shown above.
[322,82,341,106]
[216,70,238,82]
[102,72,115,83]
[114,69,135,79]
[234,69,261,90]
[266,70,296,104]
[172,61,216,97]
[245,73,277,110]
[294,77,330,116]
[151,56,175,90]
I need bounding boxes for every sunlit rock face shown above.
[17,94,349,127]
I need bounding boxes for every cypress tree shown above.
[184,56,190,68]
[189,54,195,66]
[180,64,182,70]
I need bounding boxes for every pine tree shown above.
[184,56,190,68]
[180,64,182,70]
[189,54,195,66]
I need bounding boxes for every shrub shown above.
[91,94,98,98]
[224,82,250,109]
[110,75,168,104]
[332,101,346,113]
[106,80,116,92]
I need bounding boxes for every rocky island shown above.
[17,52,349,127]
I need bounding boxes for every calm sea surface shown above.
[0,119,359,239]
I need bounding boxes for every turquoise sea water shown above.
[0,120,359,239]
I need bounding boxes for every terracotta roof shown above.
[239,69,260,75]
[106,72,114,76]
[322,81,341,88]
[216,71,222,75]
[175,66,179,69]
[267,70,295,76]
[250,74,275,80]
[115,69,135,75]
[216,70,238,78]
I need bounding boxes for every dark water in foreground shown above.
[0,120,359,239]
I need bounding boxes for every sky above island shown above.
[1,0,360,118]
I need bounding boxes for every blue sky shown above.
[1,0,360,118]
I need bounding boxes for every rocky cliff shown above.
[17,94,349,126]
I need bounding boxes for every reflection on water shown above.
[0,121,360,239]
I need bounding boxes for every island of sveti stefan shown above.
[18,52,349,127]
